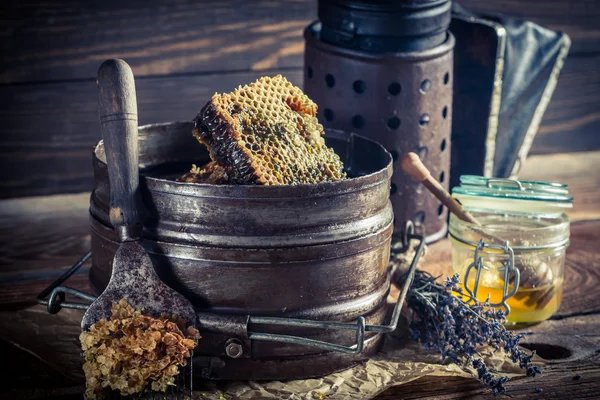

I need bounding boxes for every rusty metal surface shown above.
[304,23,454,243]
[317,0,451,53]
[88,122,394,379]
[91,125,393,248]
[193,333,384,380]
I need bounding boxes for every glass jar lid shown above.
[452,175,573,214]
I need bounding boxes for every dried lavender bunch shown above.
[405,270,541,396]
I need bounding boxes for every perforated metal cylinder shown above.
[304,22,454,242]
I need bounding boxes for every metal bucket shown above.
[88,121,397,379]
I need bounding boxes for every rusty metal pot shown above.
[86,121,404,380]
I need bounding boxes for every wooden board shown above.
[0,69,303,198]
[377,358,600,399]
[0,193,92,310]
[0,0,313,84]
[2,53,599,198]
[2,0,599,198]
[530,55,600,155]
[0,339,82,400]
[1,0,597,86]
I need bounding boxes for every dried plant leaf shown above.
[79,299,200,399]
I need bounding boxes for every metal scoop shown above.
[81,59,196,331]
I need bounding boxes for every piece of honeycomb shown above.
[191,75,346,185]
[177,161,229,184]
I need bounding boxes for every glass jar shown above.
[449,176,573,325]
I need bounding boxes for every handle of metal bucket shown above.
[462,239,520,315]
[38,234,423,355]
[245,232,424,354]
[36,251,96,314]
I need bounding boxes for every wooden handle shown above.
[400,152,431,182]
[401,152,508,245]
[97,59,144,230]
[401,152,481,226]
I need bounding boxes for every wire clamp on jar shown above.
[449,175,572,324]
[463,239,521,315]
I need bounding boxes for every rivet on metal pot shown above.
[225,339,244,358]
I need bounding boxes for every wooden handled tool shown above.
[97,57,144,229]
[81,59,196,331]
[401,152,505,246]
[401,152,481,226]
[401,151,555,307]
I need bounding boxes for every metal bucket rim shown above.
[93,122,394,197]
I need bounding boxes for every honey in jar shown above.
[449,176,572,325]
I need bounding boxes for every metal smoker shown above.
[304,0,454,243]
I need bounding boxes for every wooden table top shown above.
[0,151,598,399]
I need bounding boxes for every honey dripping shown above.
[457,280,563,325]
[455,257,563,325]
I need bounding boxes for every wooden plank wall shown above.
[1,0,598,198]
